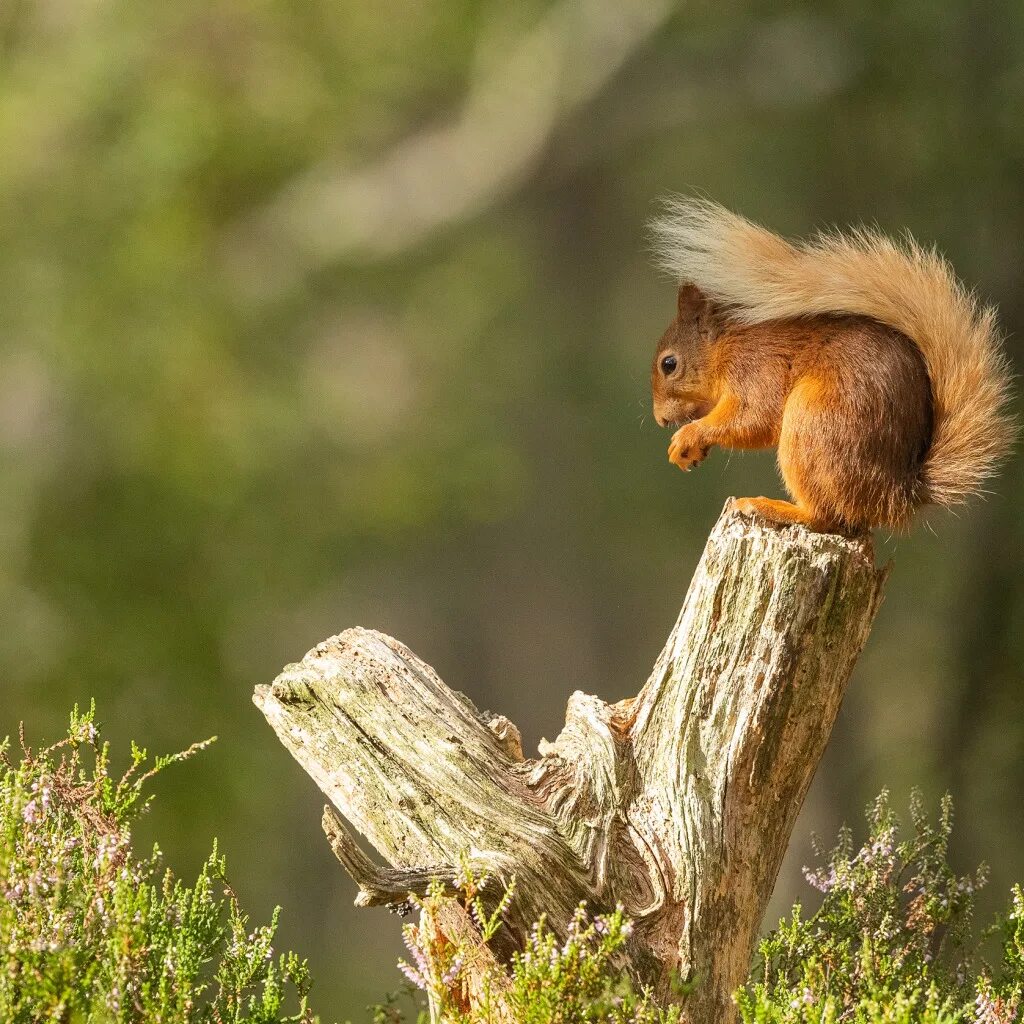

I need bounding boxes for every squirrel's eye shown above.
[660,354,678,375]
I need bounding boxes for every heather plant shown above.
[736,791,1024,1024]
[8,702,1024,1024]
[381,867,681,1024]
[0,704,325,1024]
[370,795,1024,1024]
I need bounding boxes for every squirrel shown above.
[649,199,1015,534]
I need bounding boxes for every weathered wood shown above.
[254,502,888,1021]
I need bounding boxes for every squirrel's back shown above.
[651,199,1015,509]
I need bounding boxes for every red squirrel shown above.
[649,199,1015,533]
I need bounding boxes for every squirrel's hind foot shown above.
[732,496,856,536]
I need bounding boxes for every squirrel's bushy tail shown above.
[651,198,1016,507]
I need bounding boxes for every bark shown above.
[254,502,888,1021]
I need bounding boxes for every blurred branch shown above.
[222,0,674,287]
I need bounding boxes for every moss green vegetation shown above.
[737,793,1023,1024]
[5,708,1023,1023]
[371,796,1024,1024]
[384,875,683,1024]
[1,706,325,1023]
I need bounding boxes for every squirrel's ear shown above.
[678,283,723,332]
[677,283,709,319]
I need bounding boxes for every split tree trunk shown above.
[254,502,888,1022]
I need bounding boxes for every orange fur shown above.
[649,202,1015,533]
[732,497,820,529]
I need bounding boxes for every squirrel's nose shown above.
[655,413,667,428]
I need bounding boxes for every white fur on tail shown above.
[650,198,1015,507]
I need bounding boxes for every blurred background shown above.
[2,0,1023,1017]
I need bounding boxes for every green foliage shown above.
[736,792,1024,1024]
[0,704,325,1024]
[494,906,681,1024]
[384,868,680,1024]
[370,794,1024,1024]
[8,697,1024,1024]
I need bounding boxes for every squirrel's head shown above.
[651,284,721,428]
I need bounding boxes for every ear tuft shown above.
[677,283,708,319]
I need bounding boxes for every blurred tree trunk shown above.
[255,502,887,1022]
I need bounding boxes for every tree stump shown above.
[254,502,888,1022]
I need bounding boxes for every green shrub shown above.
[381,869,680,1024]
[372,795,1024,1024]
[0,704,326,1024]
[736,792,1024,1024]
[8,702,1024,1024]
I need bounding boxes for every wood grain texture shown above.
[254,502,888,1021]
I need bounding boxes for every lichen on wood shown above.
[254,501,888,1022]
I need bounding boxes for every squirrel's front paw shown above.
[668,428,710,471]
